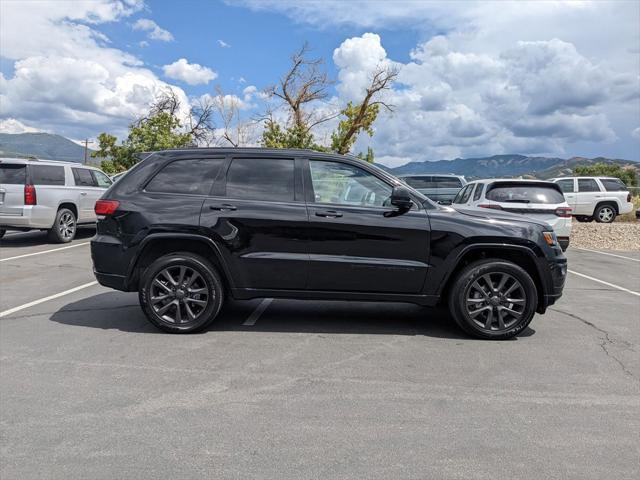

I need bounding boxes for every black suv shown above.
[91,148,567,339]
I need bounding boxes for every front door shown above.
[576,178,602,215]
[200,156,308,290]
[304,158,430,294]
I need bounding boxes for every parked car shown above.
[399,174,466,204]
[550,176,633,223]
[451,179,572,251]
[0,158,113,242]
[91,148,567,340]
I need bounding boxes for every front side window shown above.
[226,158,295,202]
[453,184,473,204]
[600,178,627,192]
[556,179,575,193]
[146,158,224,195]
[72,168,96,187]
[31,165,65,186]
[578,178,600,192]
[309,160,392,207]
[92,170,112,188]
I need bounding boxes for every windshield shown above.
[402,176,463,189]
[485,182,565,204]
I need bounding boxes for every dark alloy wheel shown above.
[448,260,538,340]
[48,208,76,243]
[594,204,616,223]
[139,252,224,333]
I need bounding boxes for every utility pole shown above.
[83,139,94,164]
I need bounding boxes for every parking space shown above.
[1,237,639,479]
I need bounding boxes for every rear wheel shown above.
[594,204,616,223]
[448,260,538,340]
[575,215,594,223]
[139,252,224,333]
[48,208,76,243]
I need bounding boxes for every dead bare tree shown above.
[212,86,247,147]
[266,43,335,132]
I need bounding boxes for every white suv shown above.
[550,177,633,223]
[452,179,572,251]
[0,158,112,242]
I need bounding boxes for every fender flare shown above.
[126,232,235,290]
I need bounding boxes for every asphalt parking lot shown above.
[1,229,639,480]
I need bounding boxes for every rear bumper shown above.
[619,201,633,215]
[0,206,55,229]
[94,270,128,291]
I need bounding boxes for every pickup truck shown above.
[551,176,634,223]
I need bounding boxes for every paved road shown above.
[1,233,639,479]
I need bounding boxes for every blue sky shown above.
[1,0,638,166]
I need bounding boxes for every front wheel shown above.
[139,252,224,333]
[594,204,616,223]
[448,260,538,340]
[48,208,76,243]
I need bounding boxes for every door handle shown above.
[209,203,237,211]
[80,192,87,196]
[315,210,343,218]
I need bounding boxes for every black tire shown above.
[575,216,594,223]
[0,229,5,239]
[47,208,76,243]
[139,252,224,333]
[594,204,616,223]
[448,259,538,340]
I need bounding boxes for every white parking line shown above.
[0,281,98,318]
[0,242,90,262]
[242,298,273,326]
[568,270,640,297]
[573,247,640,263]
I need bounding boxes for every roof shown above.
[145,147,362,162]
[0,157,100,169]
[397,173,464,178]
[465,178,556,185]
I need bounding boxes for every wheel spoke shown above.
[177,266,186,285]
[469,305,491,317]
[187,287,207,295]
[484,310,494,329]
[471,281,489,298]
[498,305,522,319]
[185,298,207,306]
[175,302,183,323]
[496,274,508,292]
[161,269,177,286]
[156,299,176,316]
[151,294,170,303]
[482,274,494,291]
[497,309,506,329]
[153,279,172,293]
[504,282,520,296]
[466,297,485,305]
[186,272,201,288]
[504,298,525,304]
[184,302,197,320]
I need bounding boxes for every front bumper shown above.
[539,257,567,312]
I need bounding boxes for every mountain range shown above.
[0,132,637,180]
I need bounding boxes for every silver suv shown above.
[0,158,112,242]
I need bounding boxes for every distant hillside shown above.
[390,154,639,182]
[0,132,95,163]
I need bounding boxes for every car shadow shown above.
[50,292,535,340]
[0,227,96,248]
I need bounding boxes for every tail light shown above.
[95,200,120,216]
[24,184,37,205]
[478,204,503,210]
[555,207,572,218]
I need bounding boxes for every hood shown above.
[450,206,553,229]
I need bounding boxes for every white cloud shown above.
[217,39,231,48]
[0,1,190,140]
[162,58,218,85]
[0,118,42,134]
[132,18,174,42]
[632,127,640,140]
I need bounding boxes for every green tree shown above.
[573,162,637,186]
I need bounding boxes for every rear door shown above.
[555,178,576,210]
[71,167,99,222]
[200,156,309,290]
[575,178,601,215]
[0,162,26,217]
[304,158,430,294]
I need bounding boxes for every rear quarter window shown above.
[600,178,627,192]
[0,164,27,184]
[486,183,565,204]
[30,165,65,186]
[145,158,224,195]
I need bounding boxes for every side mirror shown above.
[390,186,413,211]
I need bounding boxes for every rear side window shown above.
[402,176,463,189]
[578,179,600,192]
[146,158,224,195]
[433,176,463,188]
[473,183,483,201]
[226,158,295,202]
[556,179,575,193]
[600,178,627,191]
[72,168,96,187]
[0,164,26,184]
[31,165,65,186]
[402,176,432,189]
[486,183,565,204]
